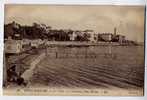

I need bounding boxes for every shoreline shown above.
[45,41,143,47]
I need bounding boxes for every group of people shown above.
[7,65,27,86]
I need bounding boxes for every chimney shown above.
[114,27,116,36]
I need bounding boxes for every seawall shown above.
[21,52,46,82]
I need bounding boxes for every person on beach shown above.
[7,65,27,86]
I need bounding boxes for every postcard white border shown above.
[0,0,146,100]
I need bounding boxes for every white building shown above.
[5,39,23,54]
[89,33,98,43]
[69,32,77,41]
[84,30,98,42]
[99,33,113,42]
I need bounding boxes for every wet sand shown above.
[30,46,144,89]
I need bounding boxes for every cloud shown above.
[5,5,145,42]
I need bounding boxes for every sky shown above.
[5,5,145,42]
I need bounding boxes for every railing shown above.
[46,50,118,59]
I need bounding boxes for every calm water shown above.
[31,46,145,89]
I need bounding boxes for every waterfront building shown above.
[5,39,23,54]
[69,31,77,41]
[88,33,98,42]
[83,30,98,42]
[98,33,113,42]
[112,34,125,43]
[118,35,125,43]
